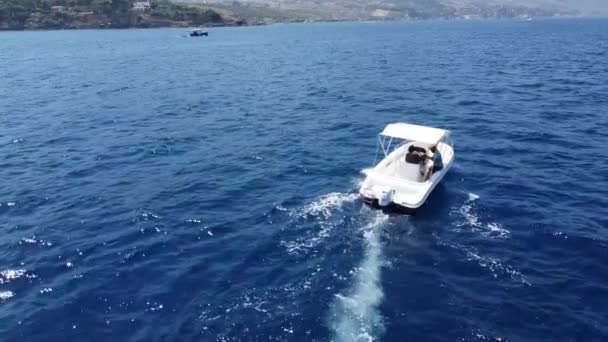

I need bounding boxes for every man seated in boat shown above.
[429,145,443,173]
[422,152,434,181]
[405,144,434,182]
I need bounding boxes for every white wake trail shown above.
[281,192,358,255]
[329,214,389,342]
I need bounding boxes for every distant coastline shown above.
[0,20,250,32]
[0,0,251,31]
[0,0,599,32]
[1,15,596,32]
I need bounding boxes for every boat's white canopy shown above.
[380,123,448,145]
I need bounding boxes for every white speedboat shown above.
[359,123,454,211]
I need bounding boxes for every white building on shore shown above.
[132,1,151,12]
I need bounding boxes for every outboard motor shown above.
[374,187,395,207]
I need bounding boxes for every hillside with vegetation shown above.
[1,0,604,30]
[0,0,246,30]
[181,0,585,23]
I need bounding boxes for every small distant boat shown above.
[359,123,455,211]
[189,28,208,37]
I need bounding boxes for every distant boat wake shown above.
[329,213,389,342]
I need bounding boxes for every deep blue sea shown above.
[1,19,608,342]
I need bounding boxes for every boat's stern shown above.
[359,175,397,208]
[359,170,430,212]
[358,174,375,202]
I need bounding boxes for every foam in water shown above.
[20,236,53,247]
[329,214,388,342]
[0,290,15,302]
[464,248,530,286]
[437,239,530,286]
[454,194,510,239]
[282,192,358,255]
[467,192,480,202]
[40,287,53,294]
[0,269,26,284]
[292,192,358,219]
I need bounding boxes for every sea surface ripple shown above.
[1,19,608,341]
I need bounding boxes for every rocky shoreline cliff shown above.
[0,0,247,30]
